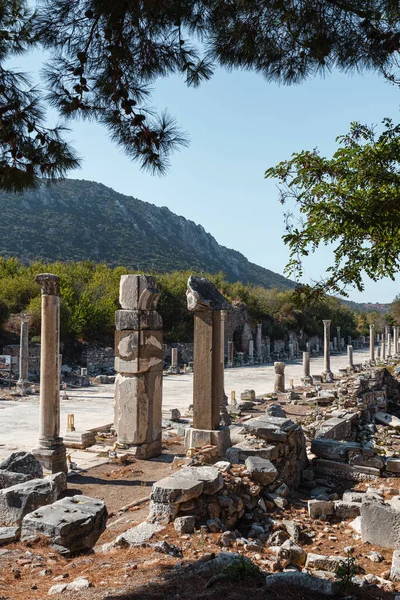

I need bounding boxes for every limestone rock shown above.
[0,474,66,526]
[21,495,107,555]
[226,442,278,464]
[152,476,203,504]
[266,404,286,418]
[175,467,223,495]
[0,526,19,546]
[0,452,43,480]
[307,500,334,519]
[148,500,180,524]
[305,553,345,572]
[105,521,165,550]
[119,274,160,311]
[375,412,400,429]
[334,501,361,519]
[361,498,400,549]
[265,572,338,596]
[391,550,400,582]
[0,470,30,490]
[186,275,230,312]
[386,458,400,474]
[278,539,306,566]
[311,438,362,462]
[244,416,298,442]
[174,516,195,534]
[245,457,278,486]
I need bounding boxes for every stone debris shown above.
[0,452,43,480]
[21,495,107,555]
[0,526,19,546]
[104,521,164,551]
[174,516,195,534]
[244,456,278,486]
[265,572,338,597]
[48,577,92,595]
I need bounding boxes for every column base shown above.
[16,379,31,395]
[184,427,231,457]
[322,371,334,383]
[116,439,162,459]
[301,375,313,385]
[64,430,96,449]
[32,443,67,474]
[248,358,254,365]
[226,362,233,368]
[167,367,180,375]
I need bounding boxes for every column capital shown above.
[35,273,60,296]
[322,320,331,327]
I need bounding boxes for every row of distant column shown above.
[369,324,399,362]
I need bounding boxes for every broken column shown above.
[227,341,234,368]
[256,323,262,363]
[169,347,179,374]
[248,339,254,365]
[382,338,386,360]
[274,361,285,392]
[337,327,341,350]
[302,351,312,385]
[114,275,163,458]
[370,324,375,363]
[185,275,231,456]
[322,320,333,382]
[288,343,294,359]
[16,315,31,394]
[347,345,354,371]
[32,274,67,474]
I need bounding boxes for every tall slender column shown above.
[17,315,31,394]
[347,345,354,371]
[256,324,262,363]
[227,341,234,368]
[302,351,312,384]
[369,324,375,363]
[322,320,333,382]
[169,347,179,374]
[394,326,398,356]
[337,327,341,350]
[248,339,254,365]
[32,274,67,474]
[382,338,386,360]
[388,333,392,357]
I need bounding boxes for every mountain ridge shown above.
[0,178,296,290]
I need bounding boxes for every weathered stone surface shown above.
[391,550,400,582]
[307,500,335,519]
[349,453,384,469]
[315,417,352,441]
[152,476,203,504]
[226,442,278,464]
[342,491,365,503]
[115,309,162,331]
[115,330,163,373]
[0,526,19,546]
[186,275,230,312]
[375,412,400,429]
[21,495,107,555]
[334,501,361,519]
[48,577,92,595]
[175,467,223,495]
[311,438,362,462]
[119,275,160,311]
[0,470,30,489]
[316,459,381,482]
[63,430,96,450]
[278,539,306,566]
[0,452,43,480]
[0,473,66,526]
[305,553,345,572]
[245,456,278,486]
[386,458,400,473]
[244,416,298,442]
[174,516,195,534]
[185,428,231,457]
[361,498,400,549]
[104,521,164,551]
[148,501,179,524]
[265,572,338,596]
[265,404,286,418]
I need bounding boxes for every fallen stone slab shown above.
[103,521,164,551]
[375,412,400,429]
[311,438,362,463]
[342,491,365,503]
[226,442,278,464]
[265,572,338,597]
[174,466,223,495]
[307,500,334,519]
[315,417,352,441]
[0,470,30,490]
[0,452,43,480]
[334,501,361,519]
[244,416,298,442]
[152,476,203,504]
[305,552,345,572]
[386,458,400,474]
[361,498,400,549]
[0,473,66,526]
[349,453,384,469]
[245,456,278,486]
[48,577,92,595]
[391,550,400,582]
[21,495,107,555]
[0,526,19,546]
[315,459,381,482]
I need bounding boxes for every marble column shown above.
[32,274,67,474]
[369,324,375,363]
[302,351,312,384]
[227,341,234,368]
[17,315,31,394]
[388,333,392,357]
[114,275,163,458]
[377,346,381,360]
[347,345,354,371]
[288,343,294,359]
[266,337,271,361]
[394,326,398,356]
[337,327,341,350]
[169,347,179,374]
[185,275,231,455]
[274,362,285,393]
[382,338,386,360]
[256,323,262,363]
[322,320,333,382]
[248,339,254,365]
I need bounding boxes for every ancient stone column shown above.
[388,333,392,357]
[288,343,294,359]
[17,315,31,394]
[185,275,231,455]
[347,345,354,371]
[348,336,352,346]
[333,337,338,351]
[322,320,333,382]
[227,341,234,368]
[169,347,179,374]
[337,327,341,350]
[382,339,386,360]
[394,326,398,356]
[302,351,312,384]
[114,275,163,458]
[256,323,262,363]
[32,274,67,474]
[266,337,271,361]
[274,362,285,392]
[248,339,254,365]
[370,324,375,363]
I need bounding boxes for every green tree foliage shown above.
[2,1,400,189]
[392,294,400,324]
[0,257,361,346]
[265,119,400,297]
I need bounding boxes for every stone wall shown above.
[163,343,194,366]
[82,346,115,374]
[3,344,41,378]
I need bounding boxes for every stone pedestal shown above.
[302,351,312,384]
[113,275,163,458]
[169,347,180,374]
[370,324,375,364]
[185,276,231,456]
[274,361,285,393]
[16,315,31,395]
[32,274,67,474]
[322,320,333,382]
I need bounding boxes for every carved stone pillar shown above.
[17,315,31,395]
[274,362,285,392]
[302,351,312,385]
[256,323,262,363]
[322,320,333,382]
[369,324,375,363]
[347,345,354,371]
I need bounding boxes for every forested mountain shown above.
[0,179,295,290]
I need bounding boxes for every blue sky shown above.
[18,50,400,303]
